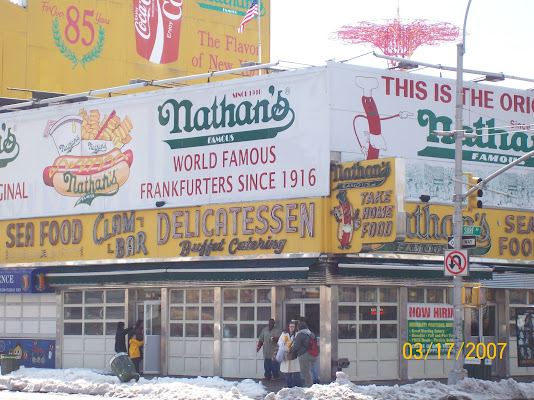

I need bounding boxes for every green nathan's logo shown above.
[197,0,267,16]
[417,108,534,167]
[158,85,295,149]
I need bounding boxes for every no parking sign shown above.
[444,250,469,276]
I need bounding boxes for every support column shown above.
[497,289,510,378]
[320,285,337,382]
[213,287,223,377]
[55,290,62,369]
[160,288,168,376]
[398,286,408,380]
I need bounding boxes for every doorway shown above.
[283,301,320,337]
[470,304,497,375]
[136,301,162,374]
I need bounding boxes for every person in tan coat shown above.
[277,321,302,387]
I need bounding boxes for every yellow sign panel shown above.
[0,0,270,99]
[2,198,324,265]
[368,202,534,262]
[327,158,404,254]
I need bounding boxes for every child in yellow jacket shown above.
[129,334,144,373]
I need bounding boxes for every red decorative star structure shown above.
[334,19,460,67]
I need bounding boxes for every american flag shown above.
[237,0,259,34]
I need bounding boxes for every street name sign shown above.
[462,226,481,236]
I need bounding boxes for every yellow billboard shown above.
[368,202,534,262]
[0,0,270,99]
[2,198,324,265]
[327,158,405,254]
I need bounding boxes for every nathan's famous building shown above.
[1,54,534,381]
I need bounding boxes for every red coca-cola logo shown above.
[135,0,152,40]
[133,0,183,63]
[162,0,183,21]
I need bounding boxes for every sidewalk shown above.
[257,374,534,394]
[257,376,444,393]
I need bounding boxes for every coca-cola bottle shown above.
[133,0,183,64]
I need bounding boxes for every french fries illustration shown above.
[78,109,133,148]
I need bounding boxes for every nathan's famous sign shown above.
[0,0,270,99]
[368,203,534,263]
[328,158,406,254]
[2,199,324,265]
[0,69,330,220]
[329,63,534,210]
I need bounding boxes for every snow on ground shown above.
[1,367,534,400]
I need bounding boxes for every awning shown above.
[492,265,534,274]
[335,259,493,280]
[46,258,317,286]
[482,271,534,288]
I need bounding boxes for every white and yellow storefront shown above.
[3,158,519,382]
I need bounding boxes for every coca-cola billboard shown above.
[133,0,183,64]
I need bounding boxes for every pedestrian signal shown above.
[462,285,486,307]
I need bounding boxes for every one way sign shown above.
[447,236,477,249]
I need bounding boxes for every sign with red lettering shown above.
[444,249,469,276]
[407,303,454,354]
[329,63,534,211]
[0,70,330,220]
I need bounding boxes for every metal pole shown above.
[258,0,262,75]
[0,62,278,113]
[448,0,472,385]
[372,53,534,85]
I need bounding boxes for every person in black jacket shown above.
[115,322,133,353]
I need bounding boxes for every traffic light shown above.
[467,174,483,210]
[462,285,486,307]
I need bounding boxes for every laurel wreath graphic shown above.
[52,18,105,70]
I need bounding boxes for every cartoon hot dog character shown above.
[331,190,361,250]
[43,109,134,204]
[353,76,412,160]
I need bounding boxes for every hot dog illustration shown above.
[353,76,412,160]
[331,190,361,250]
[42,109,134,204]
[43,149,133,196]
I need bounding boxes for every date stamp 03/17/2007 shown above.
[403,342,508,360]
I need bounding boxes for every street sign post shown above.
[462,226,481,236]
[447,236,477,249]
[444,250,469,277]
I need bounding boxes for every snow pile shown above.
[272,372,534,400]
[2,367,534,400]
[0,367,267,400]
